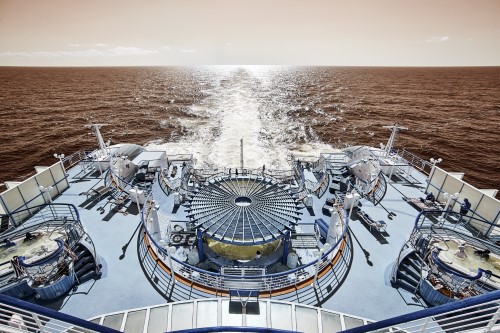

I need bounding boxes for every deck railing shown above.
[139,192,352,294]
[0,294,120,333]
[394,148,433,175]
[339,289,500,333]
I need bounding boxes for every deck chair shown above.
[84,185,110,200]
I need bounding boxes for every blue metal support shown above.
[197,228,205,261]
[282,231,290,264]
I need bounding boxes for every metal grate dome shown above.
[187,176,299,245]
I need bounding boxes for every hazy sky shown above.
[1,0,499,66]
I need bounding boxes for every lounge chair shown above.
[83,185,110,200]
[358,210,387,233]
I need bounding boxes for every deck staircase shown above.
[393,249,424,293]
[73,243,100,284]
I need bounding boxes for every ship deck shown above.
[33,161,448,322]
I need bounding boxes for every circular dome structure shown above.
[188,176,299,245]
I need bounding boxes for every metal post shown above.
[134,185,141,218]
[429,157,442,177]
[38,186,53,204]
[197,228,205,261]
[282,231,290,264]
[240,138,244,171]
[54,153,66,175]
[167,246,176,283]
[486,306,500,331]
[312,249,323,289]
[439,192,459,225]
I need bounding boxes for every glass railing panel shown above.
[196,300,218,328]
[270,302,292,330]
[221,299,243,326]
[296,305,318,333]
[147,305,169,333]
[102,313,124,331]
[344,315,364,329]
[245,301,267,328]
[124,309,146,333]
[321,311,342,333]
[171,303,194,331]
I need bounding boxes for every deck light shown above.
[38,186,54,204]
[429,157,442,176]
[439,192,460,225]
[54,153,66,175]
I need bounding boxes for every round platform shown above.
[188,176,299,245]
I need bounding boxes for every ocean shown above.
[0,66,499,195]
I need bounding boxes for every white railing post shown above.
[419,317,430,332]
[486,306,500,331]
[31,313,45,332]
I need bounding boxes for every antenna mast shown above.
[240,138,244,171]
[382,124,408,158]
[86,124,109,157]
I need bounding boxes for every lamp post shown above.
[38,186,53,204]
[39,185,55,216]
[54,153,66,175]
[439,192,460,225]
[312,243,331,289]
[429,158,442,177]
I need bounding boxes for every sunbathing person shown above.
[420,192,435,203]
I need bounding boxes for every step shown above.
[397,269,420,288]
[401,261,421,281]
[77,270,97,284]
[395,278,419,293]
[76,262,96,278]
[74,256,92,271]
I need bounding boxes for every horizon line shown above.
[1,64,500,68]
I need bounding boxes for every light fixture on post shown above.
[54,153,66,175]
[429,157,442,177]
[439,192,460,225]
[38,185,54,204]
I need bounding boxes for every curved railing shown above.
[1,203,81,241]
[431,250,500,281]
[139,191,351,293]
[304,166,329,198]
[0,294,120,333]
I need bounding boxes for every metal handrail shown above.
[339,289,500,333]
[171,326,299,333]
[140,191,351,291]
[0,294,120,333]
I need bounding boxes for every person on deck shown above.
[460,198,471,218]
[425,192,435,202]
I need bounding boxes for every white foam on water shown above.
[146,66,334,169]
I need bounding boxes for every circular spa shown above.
[0,230,77,300]
[188,176,299,261]
[431,238,500,285]
[418,237,500,306]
